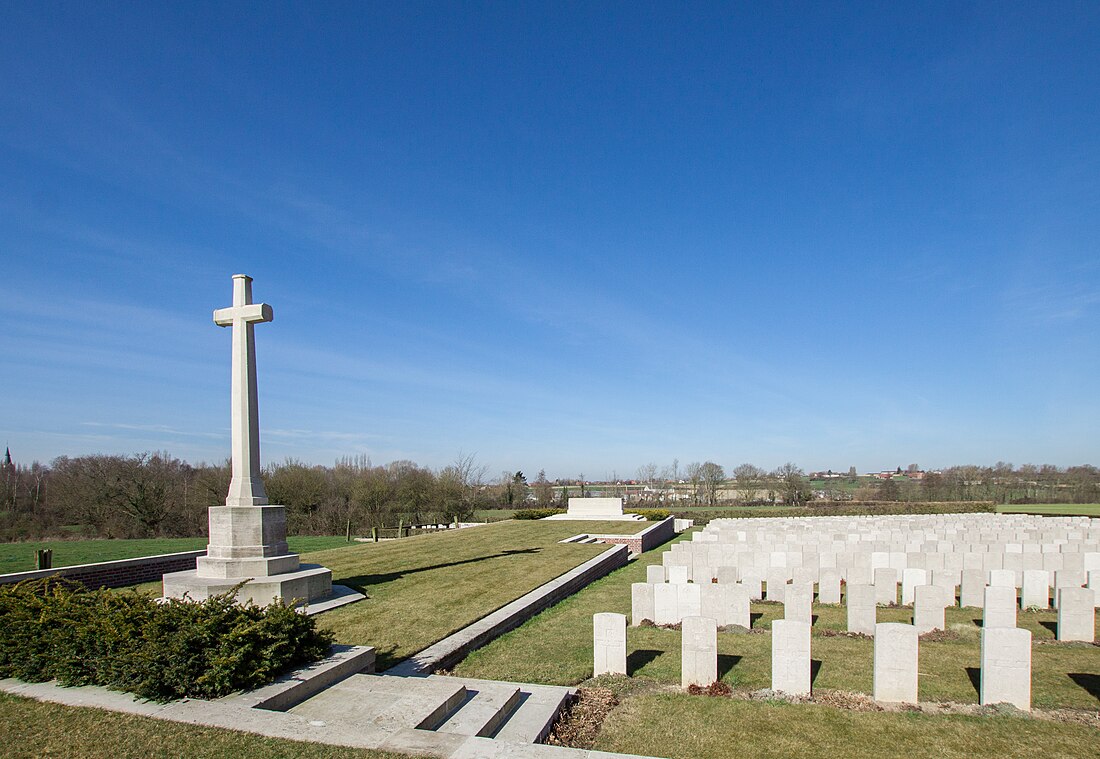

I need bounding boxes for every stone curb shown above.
[387,544,630,676]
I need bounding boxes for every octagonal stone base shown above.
[162,563,334,608]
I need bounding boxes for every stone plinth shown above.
[873,623,918,703]
[162,563,333,607]
[771,619,811,695]
[593,612,627,676]
[980,627,1031,711]
[681,616,717,688]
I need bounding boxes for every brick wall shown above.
[0,550,206,590]
[595,516,675,554]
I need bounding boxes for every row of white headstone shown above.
[632,573,1096,641]
[668,514,1100,587]
[593,612,1034,709]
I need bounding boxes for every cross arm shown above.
[213,303,274,326]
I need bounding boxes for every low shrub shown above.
[633,509,671,521]
[514,508,566,520]
[0,578,334,701]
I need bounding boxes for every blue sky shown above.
[1,2,1098,479]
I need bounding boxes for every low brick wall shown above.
[0,550,206,589]
[595,516,676,554]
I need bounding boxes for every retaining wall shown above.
[0,550,205,589]
[594,516,676,554]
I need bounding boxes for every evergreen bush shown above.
[513,508,566,519]
[0,578,334,701]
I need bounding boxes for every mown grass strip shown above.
[594,693,1098,759]
[0,692,418,759]
[0,536,358,574]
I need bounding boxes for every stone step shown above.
[434,681,522,737]
[289,674,466,732]
[427,675,575,744]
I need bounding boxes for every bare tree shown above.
[733,463,765,503]
[698,462,725,506]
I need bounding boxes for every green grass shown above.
[0,536,358,574]
[472,508,517,521]
[309,519,647,669]
[996,504,1100,517]
[455,533,1099,709]
[455,531,1099,756]
[0,693,419,759]
[594,692,1098,759]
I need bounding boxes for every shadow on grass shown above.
[966,666,981,696]
[810,659,823,686]
[370,645,402,672]
[1039,620,1058,635]
[337,548,544,591]
[627,649,664,675]
[750,612,764,628]
[718,654,742,680]
[1068,673,1100,702]
[811,614,819,626]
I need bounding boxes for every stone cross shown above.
[213,274,273,507]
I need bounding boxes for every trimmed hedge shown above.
[514,508,566,520]
[633,509,671,521]
[673,501,997,525]
[0,578,334,701]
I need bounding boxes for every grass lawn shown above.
[119,519,648,670]
[310,519,647,669]
[0,693,419,759]
[0,536,358,574]
[455,531,1100,756]
[996,504,1100,517]
[594,692,1098,759]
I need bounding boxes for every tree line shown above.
[0,452,529,542]
[2,452,1097,542]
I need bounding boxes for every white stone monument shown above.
[1056,587,1096,642]
[545,496,644,521]
[846,583,876,636]
[631,582,655,626]
[593,612,628,676]
[771,619,811,696]
[681,616,718,688]
[163,275,361,611]
[873,623,918,703]
[979,627,1031,710]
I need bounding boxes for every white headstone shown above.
[681,616,718,688]
[980,627,1031,711]
[771,619,811,696]
[593,612,627,676]
[631,582,655,626]
[873,623,919,703]
[983,585,1017,629]
[846,583,876,636]
[1057,587,1096,642]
